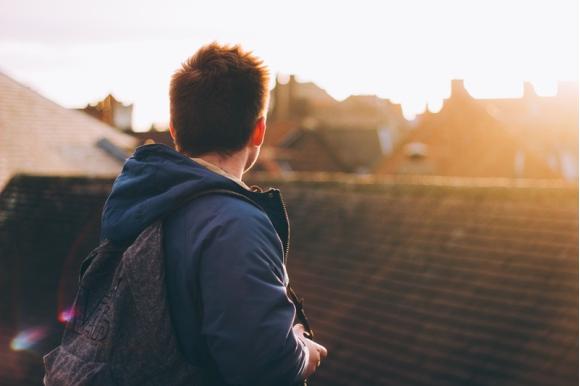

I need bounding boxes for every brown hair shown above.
[169,42,270,157]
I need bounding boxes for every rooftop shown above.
[374,85,564,179]
[0,175,113,386]
[0,72,137,189]
[247,173,578,386]
[0,173,577,385]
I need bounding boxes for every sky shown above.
[0,0,578,130]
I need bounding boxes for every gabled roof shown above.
[277,128,344,173]
[292,80,337,106]
[264,120,301,147]
[374,82,561,179]
[322,94,408,130]
[248,173,579,386]
[0,72,137,188]
[280,127,385,173]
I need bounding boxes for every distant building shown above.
[80,94,134,132]
[276,126,388,174]
[479,81,579,180]
[0,72,137,189]
[317,94,408,134]
[374,79,568,179]
[265,75,337,151]
[262,74,410,177]
[266,76,577,180]
[267,74,409,143]
[269,74,336,124]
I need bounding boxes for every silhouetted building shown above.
[265,75,336,153]
[270,74,336,124]
[317,94,408,133]
[263,74,410,177]
[266,77,577,180]
[480,81,579,180]
[277,126,390,174]
[80,94,134,131]
[374,80,564,179]
[267,74,409,142]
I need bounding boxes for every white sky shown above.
[0,0,578,130]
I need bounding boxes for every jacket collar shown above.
[190,157,252,191]
[188,155,290,262]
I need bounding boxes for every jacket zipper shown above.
[278,191,291,263]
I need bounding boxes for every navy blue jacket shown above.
[100,144,306,385]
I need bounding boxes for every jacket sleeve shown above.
[197,201,307,385]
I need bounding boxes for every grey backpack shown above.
[42,218,215,386]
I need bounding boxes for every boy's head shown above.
[169,42,270,158]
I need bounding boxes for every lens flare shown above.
[10,327,47,351]
[58,306,75,323]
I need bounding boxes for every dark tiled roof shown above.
[2,172,577,385]
[264,120,301,147]
[316,128,385,173]
[280,127,385,173]
[279,128,345,173]
[248,173,578,386]
[316,95,408,131]
[0,175,113,386]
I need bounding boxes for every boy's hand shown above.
[293,324,328,379]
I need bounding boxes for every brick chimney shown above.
[450,79,468,98]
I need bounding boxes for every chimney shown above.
[450,79,468,98]
[272,74,290,121]
[288,75,296,102]
[523,81,537,98]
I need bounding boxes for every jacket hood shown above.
[101,143,249,244]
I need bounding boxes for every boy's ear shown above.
[169,122,182,152]
[169,122,176,141]
[251,117,266,147]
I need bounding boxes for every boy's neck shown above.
[196,152,245,180]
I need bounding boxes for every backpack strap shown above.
[78,240,125,283]
[287,285,315,340]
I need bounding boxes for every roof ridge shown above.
[248,171,579,190]
[0,70,127,133]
